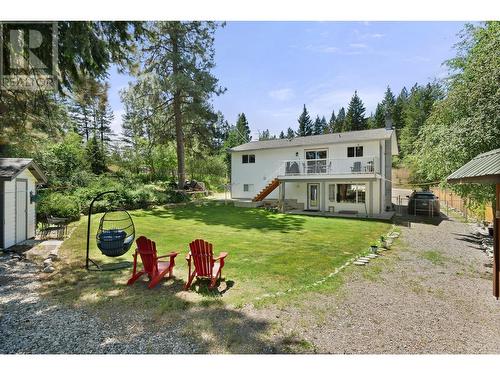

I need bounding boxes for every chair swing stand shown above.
[85,191,135,271]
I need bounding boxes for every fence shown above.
[431,187,494,222]
[392,195,441,218]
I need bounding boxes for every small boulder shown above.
[43,258,53,267]
[43,266,55,273]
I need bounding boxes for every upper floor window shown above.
[347,146,363,157]
[242,154,255,163]
[305,150,327,160]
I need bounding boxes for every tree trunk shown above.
[173,90,185,189]
[172,31,185,190]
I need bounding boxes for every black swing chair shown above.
[85,191,135,271]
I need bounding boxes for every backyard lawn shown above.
[43,202,391,314]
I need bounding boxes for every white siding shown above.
[2,169,38,248]
[230,139,381,200]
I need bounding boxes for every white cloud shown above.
[306,86,384,116]
[268,88,294,101]
[349,43,368,49]
[403,56,431,63]
[304,44,340,54]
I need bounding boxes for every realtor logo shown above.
[0,22,58,91]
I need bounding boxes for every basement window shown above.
[243,184,254,192]
[242,154,255,163]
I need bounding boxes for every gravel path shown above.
[0,253,196,354]
[272,216,500,353]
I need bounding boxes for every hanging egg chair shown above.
[96,210,135,257]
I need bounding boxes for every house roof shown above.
[0,158,48,183]
[229,128,397,153]
[447,148,500,184]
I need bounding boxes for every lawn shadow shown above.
[186,278,235,296]
[141,202,306,233]
[36,259,280,353]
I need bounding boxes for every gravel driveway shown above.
[1,215,499,354]
[269,216,500,353]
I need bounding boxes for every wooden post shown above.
[494,184,500,299]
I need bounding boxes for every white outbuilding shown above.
[0,158,47,250]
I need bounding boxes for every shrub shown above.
[38,192,81,221]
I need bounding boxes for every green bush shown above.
[38,192,81,221]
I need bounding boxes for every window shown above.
[305,150,327,160]
[329,184,336,201]
[337,184,366,203]
[243,184,254,192]
[242,154,255,163]
[305,150,327,173]
[347,146,363,157]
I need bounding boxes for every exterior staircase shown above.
[252,178,280,202]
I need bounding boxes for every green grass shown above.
[420,250,446,266]
[44,202,391,313]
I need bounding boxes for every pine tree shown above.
[313,115,323,135]
[344,91,367,131]
[393,86,409,134]
[297,105,313,137]
[86,134,107,174]
[235,112,251,143]
[335,107,346,132]
[286,127,295,139]
[279,130,285,139]
[399,82,443,158]
[259,129,272,140]
[327,110,336,133]
[373,103,386,128]
[123,21,225,189]
[381,86,396,118]
[320,116,328,134]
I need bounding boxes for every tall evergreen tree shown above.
[297,105,313,137]
[259,129,274,140]
[313,115,323,135]
[392,86,409,137]
[344,91,367,131]
[286,127,295,139]
[327,110,336,133]
[235,113,251,143]
[279,130,285,139]
[335,107,346,132]
[123,21,225,188]
[320,116,328,134]
[399,83,443,158]
[86,134,107,174]
[381,86,396,118]
[372,102,386,128]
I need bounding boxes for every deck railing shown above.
[278,157,380,177]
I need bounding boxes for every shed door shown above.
[16,180,27,244]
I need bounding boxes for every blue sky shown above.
[108,21,466,138]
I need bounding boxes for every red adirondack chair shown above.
[184,239,228,290]
[127,236,179,289]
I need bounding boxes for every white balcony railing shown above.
[278,157,380,177]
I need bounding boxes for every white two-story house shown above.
[229,126,398,216]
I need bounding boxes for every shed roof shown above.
[229,128,398,154]
[0,158,47,183]
[447,148,500,184]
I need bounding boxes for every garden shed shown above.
[447,148,500,299]
[0,158,47,250]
